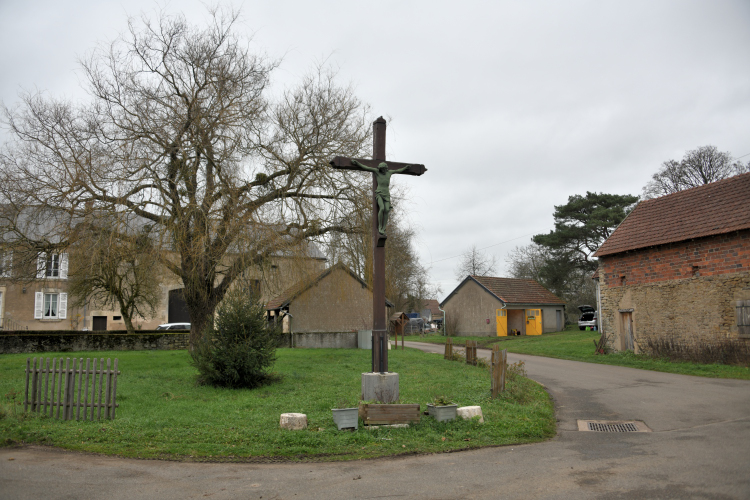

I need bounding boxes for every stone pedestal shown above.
[457,406,484,423]
[361,372,399,403]
[279,413,307,430]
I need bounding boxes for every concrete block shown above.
[457,406,484,423]
[280,413,307,430]
[358,330,372,349]
[361,372,399,403]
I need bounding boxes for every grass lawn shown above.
[0,348,554,461]
[404,329,750,380]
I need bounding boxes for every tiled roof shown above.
[594,172,750,257]
[441,276,565,306]
[423,299,443,317]
[265,263,393,310]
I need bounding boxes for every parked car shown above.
[156,323,191,331]
[577,306,597,330]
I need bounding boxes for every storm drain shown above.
[577,420,651,432]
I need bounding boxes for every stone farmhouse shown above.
[0,207,326,331]
[440,276,566,336]
[593,172,750,352]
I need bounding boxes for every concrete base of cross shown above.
[361,372,399,403]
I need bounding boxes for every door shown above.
[495,309,507,336]
[92,316,107,331]
[556,310,563,332]
[526,309,542,335]
[621,311,634,351]
[168,289,191,323]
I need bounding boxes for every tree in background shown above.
[0,8,371,348]
[642,145,749,199]
[68,217,162,334]
[532,192,638,274]
[326,186,438,313]
[454,245,497,281]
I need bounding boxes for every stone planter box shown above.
[332,408,359,430]
[427,403,458,422]
[358,403,421,425]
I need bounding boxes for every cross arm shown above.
[329,156,427,176]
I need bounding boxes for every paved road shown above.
[2,343,749,499]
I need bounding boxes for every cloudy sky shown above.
[2,0,749,299]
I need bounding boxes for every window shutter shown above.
[58,293,67,320]
[60,253,69,279]
[738,300,750,337]
[34,292,43,319]
[36,253,46,279]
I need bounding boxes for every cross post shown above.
[330,117,426,374]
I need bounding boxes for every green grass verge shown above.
[403,329,750,379]
[0,348,554,461]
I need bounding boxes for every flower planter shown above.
[427,403,458,422]
[331,408,359,430]
[358,404,421,425]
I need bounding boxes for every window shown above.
[34,292,67,320]
[0,252,11,278]
[36,253,68,279]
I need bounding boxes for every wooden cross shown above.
[330,116,427,373]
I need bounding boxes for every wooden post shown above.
[466,340,477,366]
[444,337,453,359]
[24,358,30,413]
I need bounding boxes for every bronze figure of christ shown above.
[350,160,410,236]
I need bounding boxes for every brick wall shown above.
[598,230,750,351]
[600,230,750,288]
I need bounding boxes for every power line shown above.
[430,229,551,265]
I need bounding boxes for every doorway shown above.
[92,316,107,331]
[168,289,190,324]
[620,311,634,351]
[495,309,507,336]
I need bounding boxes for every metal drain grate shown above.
[588,422,638,432]
[577,420,651,432]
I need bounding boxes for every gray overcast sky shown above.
[2,0,749,299]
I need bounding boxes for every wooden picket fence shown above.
[490,345,508,398]
[24,357,120,420]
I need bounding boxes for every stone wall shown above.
[598,230,750,351]
[0,331,189,354]
[288,332,358,349]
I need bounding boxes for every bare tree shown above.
[0,8,371,347]
[454,245,497,281]
[642,145,749,199]
[68,216,162,334]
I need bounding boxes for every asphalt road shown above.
[2,342,749,500]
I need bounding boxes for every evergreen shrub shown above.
[190,290,279,388]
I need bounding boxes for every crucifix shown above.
[330,116,427,374]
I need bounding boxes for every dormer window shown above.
[36,252,68,279]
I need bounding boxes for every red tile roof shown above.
[594,172,750,257]
[423,299,443,318]
[442,276,565,306]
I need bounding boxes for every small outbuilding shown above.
[265,263,393,347]
[440,276,565,336]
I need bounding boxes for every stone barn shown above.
[440,276,565,337]
[593,172,750,352]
